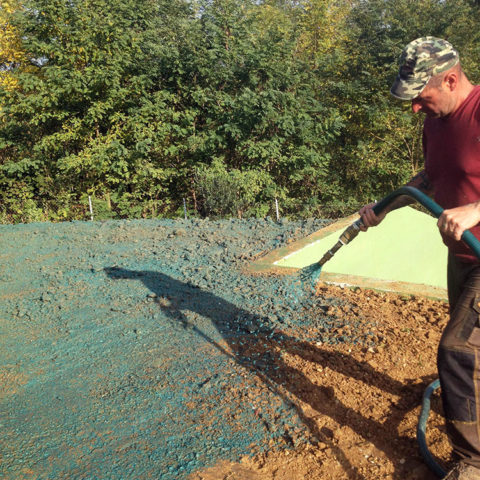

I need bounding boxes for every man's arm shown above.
[406,169,435,195]
[359,169,434,230]
[409,171,480,241]
[408,171,480,241]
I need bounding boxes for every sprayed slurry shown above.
[0,217,378,479]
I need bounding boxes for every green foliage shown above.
[318,0,480,213]
[1,0,480,222]
[194,158,275,218]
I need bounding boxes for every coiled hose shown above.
[418,379,444,478]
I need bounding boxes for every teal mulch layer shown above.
[1,217,355,480]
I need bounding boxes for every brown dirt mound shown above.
[190,283,452,480]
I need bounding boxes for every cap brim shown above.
[390,75,429,101]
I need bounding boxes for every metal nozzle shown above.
[317,249,335,267]
[339,219,362,244]
[317,219,363,267]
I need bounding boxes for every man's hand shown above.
[358,202,387,232]
[437,202,480,241]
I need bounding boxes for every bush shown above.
[194,158,275,218]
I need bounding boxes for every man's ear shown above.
[444,71,458,92]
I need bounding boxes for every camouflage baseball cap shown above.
[390,36,459,100]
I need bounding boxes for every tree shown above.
[0,0,27,91]
[183,0,343,216]
[0,0,196,220]
[319,0,480,211]
[2,0,480,222]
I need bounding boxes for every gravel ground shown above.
[1,217,338,480]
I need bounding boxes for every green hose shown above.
[418,379,445,478]
[374,187,480,478]
[312,186,480,478]
[372,186,480,259]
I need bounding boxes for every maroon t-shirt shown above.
[424,85,480,262]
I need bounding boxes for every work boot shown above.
[444,463,480,480]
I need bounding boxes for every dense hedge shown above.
[1,0,480,222]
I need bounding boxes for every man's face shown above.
[410,83,456,118]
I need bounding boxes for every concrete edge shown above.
[246,215,448,300]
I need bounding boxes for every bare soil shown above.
[191,283,452,480]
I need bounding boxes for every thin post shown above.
[275,198,280,221]
[88,195,94,221]
[183,198,187,220]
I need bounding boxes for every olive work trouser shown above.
[438,253,480,468]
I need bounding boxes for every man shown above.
[359,37,480,479]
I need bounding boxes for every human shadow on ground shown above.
[104,267,438,479]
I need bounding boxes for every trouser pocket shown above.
[438,346,476,422]
[457,295,480,342]
[438,294,480,422]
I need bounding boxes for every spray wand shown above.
[316,217,363,268]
